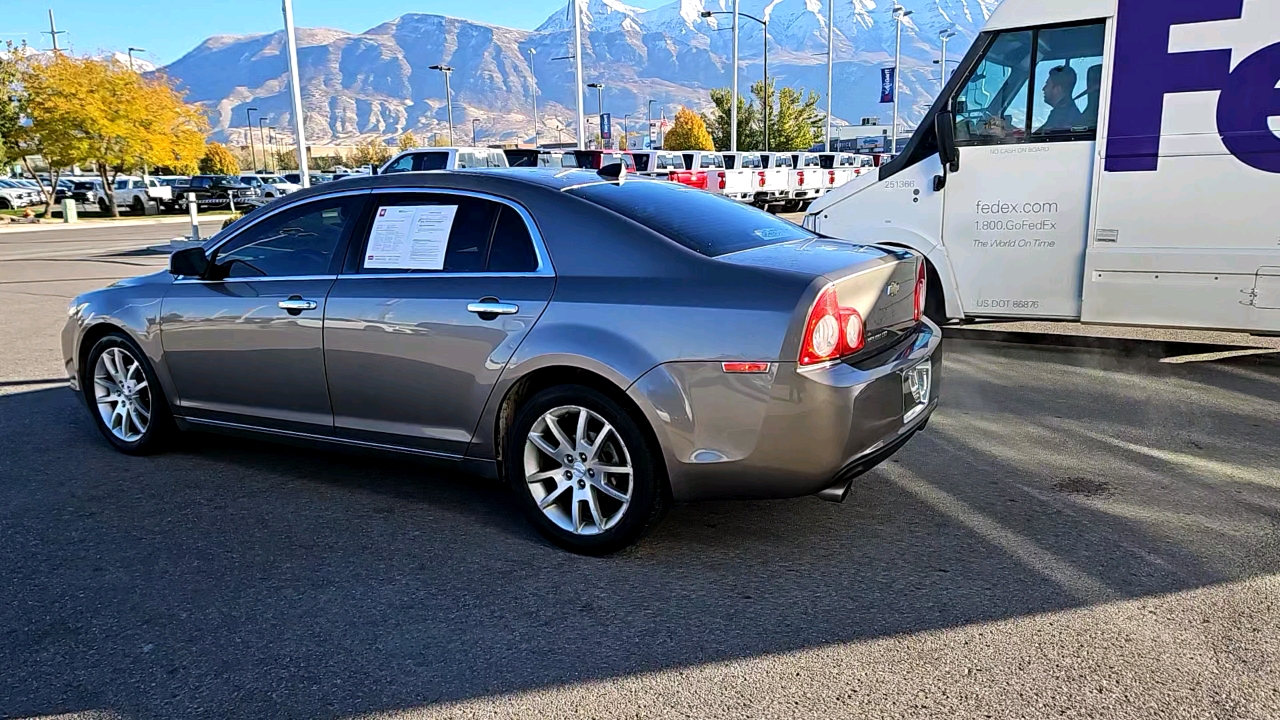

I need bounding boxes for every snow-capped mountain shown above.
[161,0,1000,146]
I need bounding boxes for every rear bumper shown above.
[629,320,941,502]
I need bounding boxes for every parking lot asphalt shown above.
[2,228,1278,719]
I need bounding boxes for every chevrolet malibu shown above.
[63,168,940,554]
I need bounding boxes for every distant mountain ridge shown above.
[160,0,999,147]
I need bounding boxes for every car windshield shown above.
[73,182,97,190]
[568,179,815,257]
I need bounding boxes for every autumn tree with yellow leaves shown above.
[17,53,207,216]
[660,107,714,151]
[200,142,240,175]
[398,131,418,151]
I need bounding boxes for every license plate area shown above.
[902,361,932,423]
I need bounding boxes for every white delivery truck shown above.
[806,0,1280,334]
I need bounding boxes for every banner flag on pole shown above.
[880,67,895,104]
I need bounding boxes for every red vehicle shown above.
[665,151,724,191]
[562,150,636,171]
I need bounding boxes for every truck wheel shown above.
[0,198,11,210]
[130,197,146,214]
[97,198,110,214]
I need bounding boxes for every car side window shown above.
[213,196,360,279]
[413,152,449,171]
[355,194,538,274]
[383,155,414,174]
[487,206,538,273]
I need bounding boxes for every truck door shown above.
[942,23,1106,319]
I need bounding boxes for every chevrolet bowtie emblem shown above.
[886,281,901,297]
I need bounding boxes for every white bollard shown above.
[61,198,78,223]
[187,192,199,242]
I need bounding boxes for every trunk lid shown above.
[721,237,922,357]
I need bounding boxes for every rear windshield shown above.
[568,179,815,257]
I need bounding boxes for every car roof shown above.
[277,167,656,201]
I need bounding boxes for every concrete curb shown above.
[0,215,228,234]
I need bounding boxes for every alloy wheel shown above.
[93,346,152,442]
[523,405,633,536]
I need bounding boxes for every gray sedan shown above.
[62,168,940,554]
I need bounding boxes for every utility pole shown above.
[701,10,767,150]
[429,64,455,146]
[282,0,310,187]
[43,9,67,52]
[572,0,586,149]
[527,48,538,148]
[825,0,834,151]
[245,106,258,171]
[622,114,630,150]
[731,0,739,152]
[891,5,912,154]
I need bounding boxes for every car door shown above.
[160,191,368,434]
[941,23,1105,319]
[323,189,555,457]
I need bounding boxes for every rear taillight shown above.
[718,174,726,190]
[758,171,765,187]
[668,171,677,181]
[799,285,865,366]
[913,260,927,322]
[797,170,805,186]
[828,170,836,185]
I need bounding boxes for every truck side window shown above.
[1029,24,1105,140]
[954,30,1033,145]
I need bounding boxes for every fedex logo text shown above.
[1106,0,1280,174]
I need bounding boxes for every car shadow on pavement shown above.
[1,338,1278,719]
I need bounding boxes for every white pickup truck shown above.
[631,151,685,177]
[110,176,172,214]
[749,153,791,210]
[762,152,824,211]
[719,152,768,204]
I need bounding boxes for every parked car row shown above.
[378,145,879,215]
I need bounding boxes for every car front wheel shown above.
[83,333,174,455]
[506,385,668,555]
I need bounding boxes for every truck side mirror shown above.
[169,247,209,278]
[935,111,960,172]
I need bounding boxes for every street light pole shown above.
[701,10,768,150]
[939,29,956,90]
[245,106,258,172]
[127,47,145,72]
[282,0,310,187]
[825,0,834,151]
[647,99,657,149]
[472,119,480,146]
[267,126,277,172]
[527,48,538,148]
[258,118,270,172]
[891,5,913,154]
[572,0,586,148]
[731,0,739,151]
[429,64,455,146]
[622,114,630,149]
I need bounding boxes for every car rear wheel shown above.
[130,197,146,214]
[97,198,109,214]
[83,333,175,455]
[506,385,668,555]
[0,198,11,210]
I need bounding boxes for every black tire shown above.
[130,197,146,214]
[505,384,668,556]
[97,198,110,214]
[82,332,176,455]
[0,198,11,210]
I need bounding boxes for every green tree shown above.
[200,142,239,175]
[752,79,824,152]
[398,131,418,151]
[430,134,450,147]
[345,137,393,168]
[702,86,762,151]
[272,148,299,171]
[662,107,714,151]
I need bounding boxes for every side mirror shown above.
[169,246,209,278]
[935,111,960,172]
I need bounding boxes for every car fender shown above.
[66,280,177,406]
[466,321,664,461]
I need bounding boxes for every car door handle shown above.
[467,301,519,316]
[278,298,318,312]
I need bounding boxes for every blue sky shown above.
[5,0,671,65]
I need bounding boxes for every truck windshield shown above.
[569,179,815,257]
